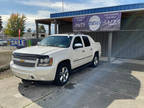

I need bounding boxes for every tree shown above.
[4,13,26,37]
[38,25,46,33]
[27,28,32,33]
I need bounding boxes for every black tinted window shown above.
[82,36,90,47]
[73,36,83,47]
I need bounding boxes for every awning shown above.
[35,17,73,24]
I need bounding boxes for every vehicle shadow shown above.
[18,61,142,108]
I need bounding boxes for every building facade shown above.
[36,3,144,60]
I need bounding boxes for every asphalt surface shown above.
[0,60,144,108]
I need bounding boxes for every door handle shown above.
[82,50,85,53]
[90,48,93,51]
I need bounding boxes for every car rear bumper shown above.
[10,61,56,81]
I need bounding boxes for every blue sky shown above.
[0,0,144,31]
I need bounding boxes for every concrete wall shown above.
[112,31,144,60]
[85,32,108,57]
[121,12,144,30]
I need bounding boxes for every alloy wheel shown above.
[59,67,69,83]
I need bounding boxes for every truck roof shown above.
[51,34,88,37]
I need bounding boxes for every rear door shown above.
[82,36,93,63]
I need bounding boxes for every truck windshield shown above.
[39,36,73,48]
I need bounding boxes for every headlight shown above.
[38,57,53,67]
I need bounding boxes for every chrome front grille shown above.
[13,60,35,67]
[13,53,38,67]
[13,53,37,60]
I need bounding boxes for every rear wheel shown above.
[54,63,70,86]
[91,53,99,67]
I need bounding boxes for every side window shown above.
[82,36,91,47]
[73,36,83,48]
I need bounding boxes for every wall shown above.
[85,32,108,57]
[112,31,144,60]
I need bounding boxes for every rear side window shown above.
[82,36,90,47]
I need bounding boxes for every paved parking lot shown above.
[0,60,144,108]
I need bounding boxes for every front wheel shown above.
[54,64,70,86]
[91,53,99,67]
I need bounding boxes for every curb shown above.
[0,64,10,73]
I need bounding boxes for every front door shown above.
[71,36,86,69]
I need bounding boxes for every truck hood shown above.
[14,46,65,55]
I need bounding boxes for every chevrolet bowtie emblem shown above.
[20,59,25,63]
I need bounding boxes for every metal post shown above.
[108,32,113,63]
[35,21,39,39]
[55,22,57,34]
[57,23,59,34]
[48,23,51,35]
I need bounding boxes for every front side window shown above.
[73,36,83,48]
[82,36,90,47]
[39,36,73,48]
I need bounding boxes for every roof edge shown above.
[50,3,144,18]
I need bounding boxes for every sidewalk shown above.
[100,57,144,65]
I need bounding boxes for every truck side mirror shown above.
[37,42,40,45]
[74,43,83,49]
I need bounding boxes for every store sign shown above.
[10,39,26,47]
[73,12,121,32]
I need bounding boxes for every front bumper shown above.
[10,61,56,81]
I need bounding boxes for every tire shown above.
[91,53,99,67]
[54,63,70,86]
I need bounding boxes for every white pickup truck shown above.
[10,34,101,85]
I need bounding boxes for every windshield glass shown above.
[39,36,73,48]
